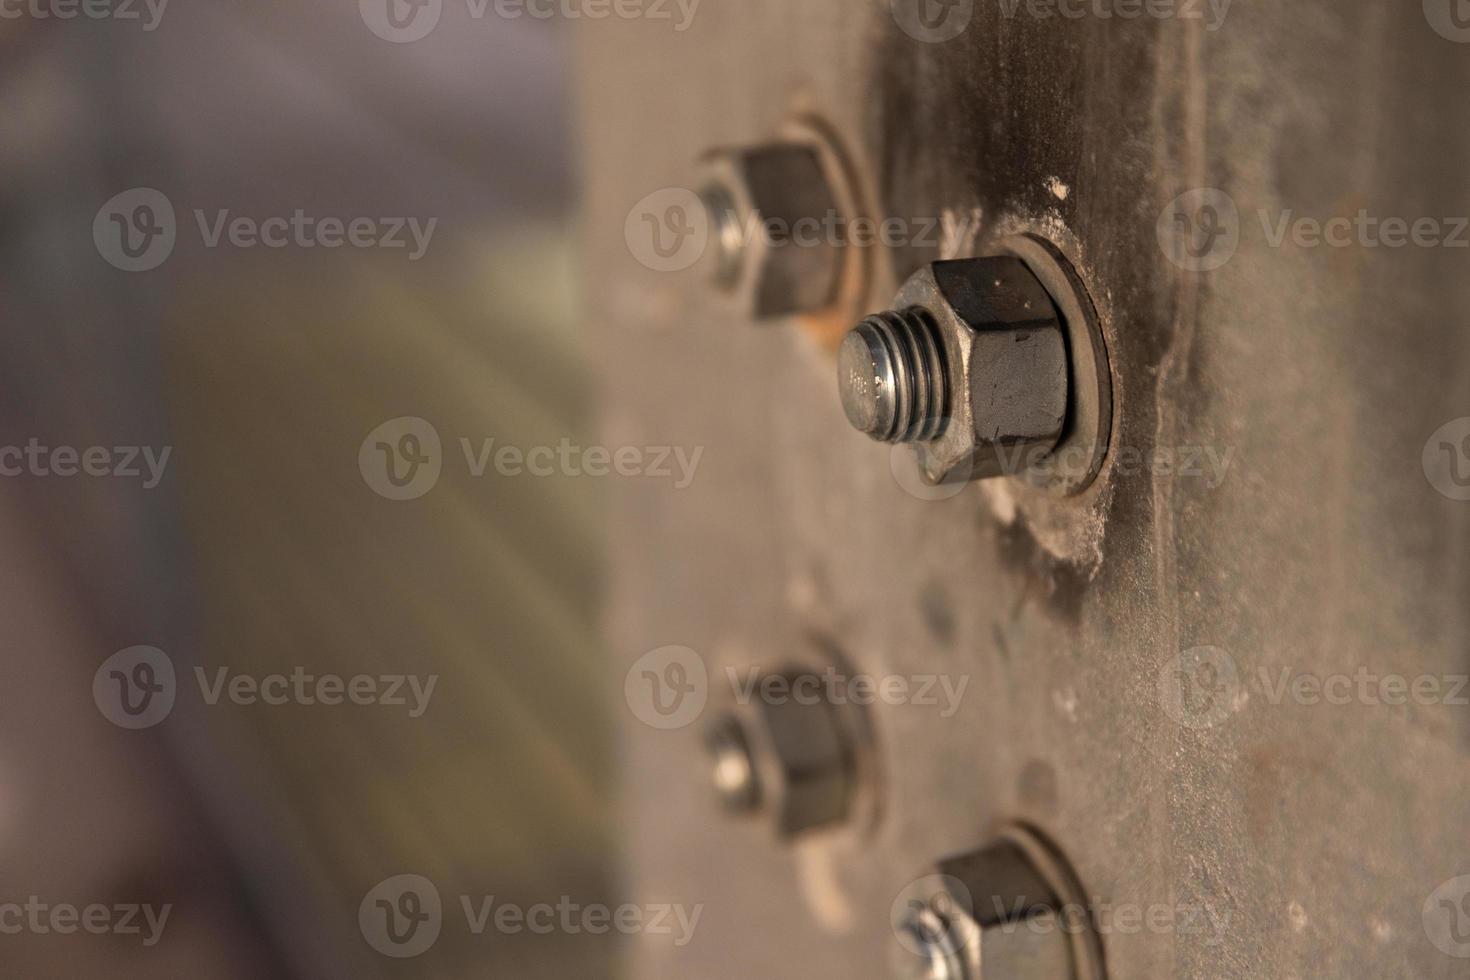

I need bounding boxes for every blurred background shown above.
[13,2,1470,978]
[0,4,614,977]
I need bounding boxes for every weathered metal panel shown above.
[583,2,1470,977]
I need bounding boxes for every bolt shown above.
[893,829,1103,980]
[837,257,1070,485]
[897,901,973,980]
[701,667,857,838]
[700,182,744,290]
[837,309,950,443]
[705,714,760,813]
[698,141,846,319]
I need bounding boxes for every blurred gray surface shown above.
[2,4,611,978]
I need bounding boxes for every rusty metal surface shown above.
[582,2,1470,977]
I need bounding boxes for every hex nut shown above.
[699,142,844,319]
[903,257,1070,485]
[893,827,1106,980]
[703,668,855,838]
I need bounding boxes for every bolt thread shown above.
[699,183,743,290]
[855,308,949,443]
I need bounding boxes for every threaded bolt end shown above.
[705,715,761,814]
[700,182,743,290]
[837,308,949,443]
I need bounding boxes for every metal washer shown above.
[997,234,1113,497]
